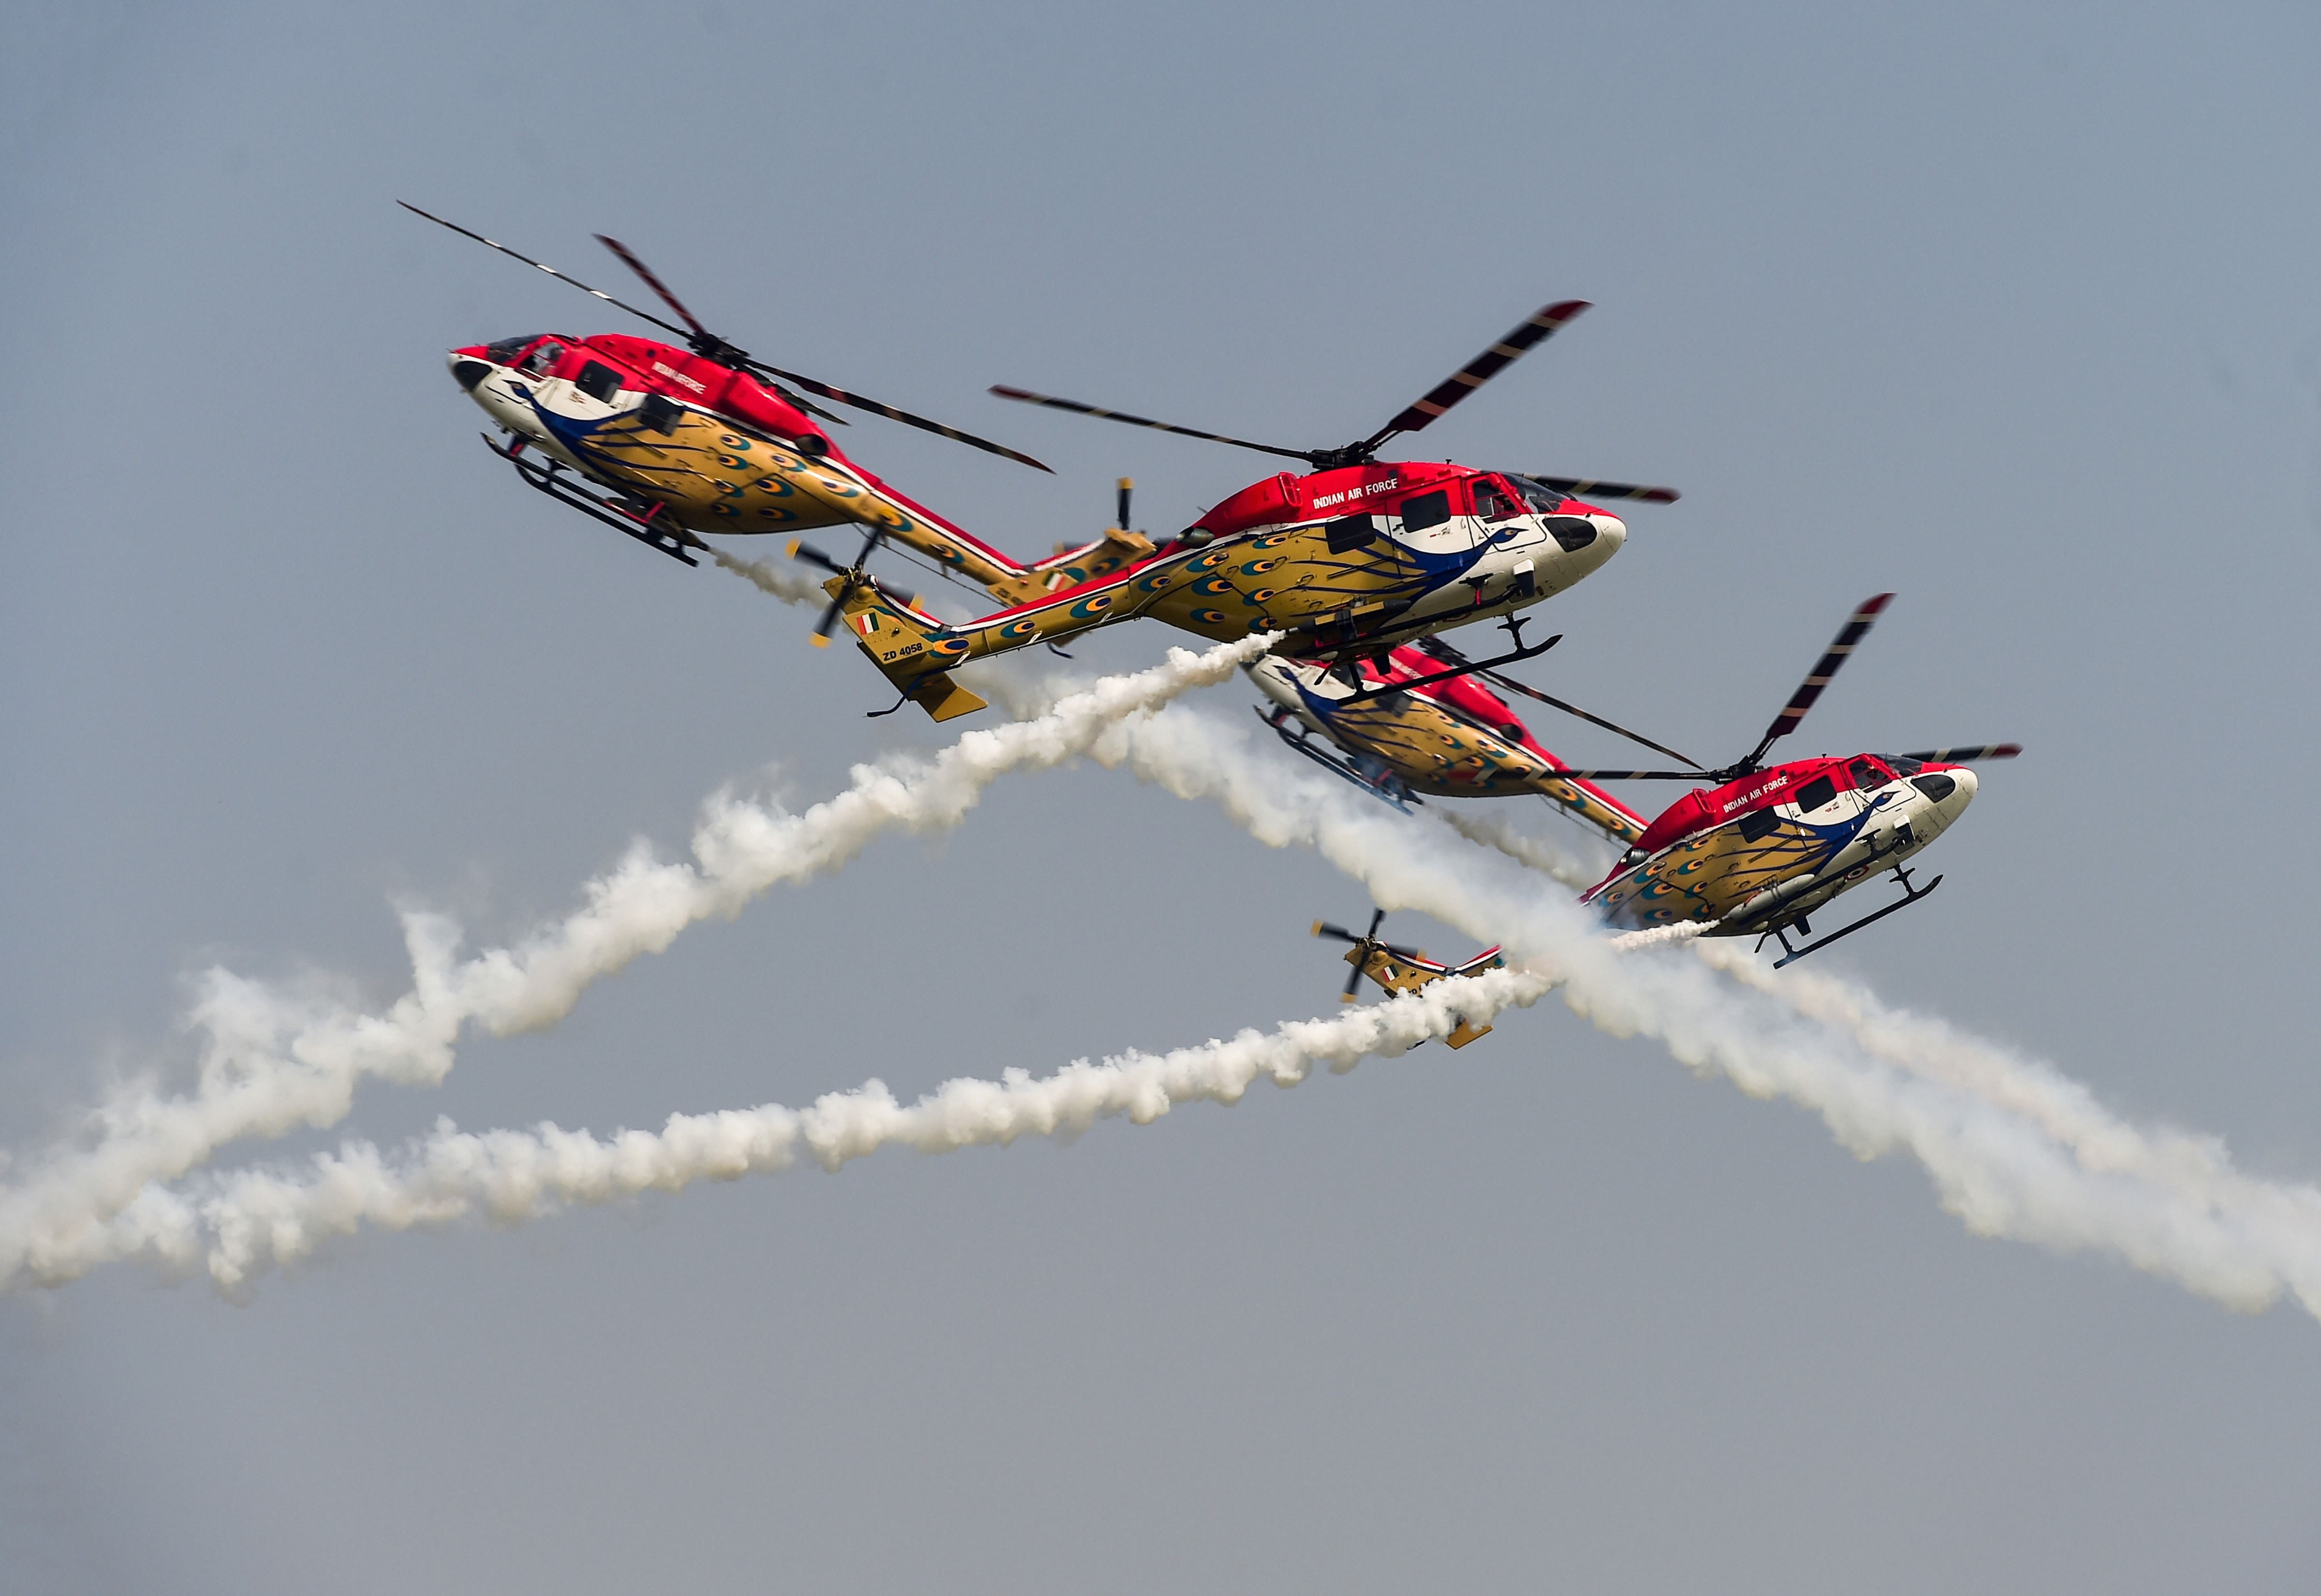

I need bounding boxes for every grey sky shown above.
[5,1,2321,1591]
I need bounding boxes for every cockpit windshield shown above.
[1511,475,1571,514]
[517,339,567,377]
[1471,476,1524,520]
[485,335,545,365]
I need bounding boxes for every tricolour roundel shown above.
[1190,608,1229,625]
[1194,576,1236,597]
[718,454,749,469]
[719,435,751,451]
[1068,593,1114,619]
[755,506,794,521]
[1189,549,1232,573]
[1249,534,1293,551]
[1246,588,1278,605]
[753,476,793,496]
[1240,558,1282,576]
[999,619,1039,641]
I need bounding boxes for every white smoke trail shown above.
[0,636,1272,1293]
[1083,703,2321,1320]
[73,912,1696,1292]
[710,545,828,605]
[1439,807,1604,891]
[67,967,1554,1289]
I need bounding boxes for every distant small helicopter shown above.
[794,299,1674,720]
[1310,910,1507,1049]
[1540,595,2018,965]
[405,202,1064,571]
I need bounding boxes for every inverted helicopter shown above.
[791,299,1675,721]
[1247,632,1697,844]
[405,203,1069,571]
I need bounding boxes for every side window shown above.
[1795,775,1838,813]
[519,339,566,376]
[1736,808,1783,842]
[1325,514,1375,552]
[638,393,686,434]
[574,361,622,403]
[1543,515,1598,553]
[1398,490,1451,533]
[1472,478,1521,520]
[1848,758,1886,790]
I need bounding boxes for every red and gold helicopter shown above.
[405,202,1070,570]
[1387,595,2019,976]
[1246,633,1688,843]
[789,299,1675,719]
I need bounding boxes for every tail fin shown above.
[1344,942,1508,1049]
[825,576,989,722]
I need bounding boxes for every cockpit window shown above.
[1512,475,1572,514]
[1795,775,1838,813]
[1398,489,1451,532]
[518,339,567,377]
[1471,477,1522,520]
[1848,757,1888,790]
[485,335,542,365]
[574,361,623,403]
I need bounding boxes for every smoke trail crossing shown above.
[1082,703,2321,1320]
[0,636,1272,1292]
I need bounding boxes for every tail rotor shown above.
[1312,909,1425,1003]
[788,524,890,646]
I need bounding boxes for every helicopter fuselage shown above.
[448,332,1050,581]
[1586,754,1979,936]
[1248,647,1646,841]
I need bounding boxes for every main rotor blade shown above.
[1313,920,1364,945]
[749,366,1051,472]
[1523,475,1682,505]
[786,538,847,575]
[1362,300,1591,453]
[398,202,697,346]
[989,385,1314,464]
[1895,744,2022,762]
[1744,593,1895,769]
[1410,637,1702,769]
[1552,769,1707,781]
[594,233,713,343]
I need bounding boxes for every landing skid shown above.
[484,434,702,566]
[1336,615,1561,705]
[1256,707,1421,813]
[1762,864,1943,969]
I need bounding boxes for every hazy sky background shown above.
[5,2,2321,1591]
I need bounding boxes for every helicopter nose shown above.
[1594,512,1627,554]
[447,350,492,392]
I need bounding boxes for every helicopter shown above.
[1530,594,2019,966]
[1245,633,1702,843]
[405,202,1091,576]
[792,298,1675,720]
[1310,911,1507,1049]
